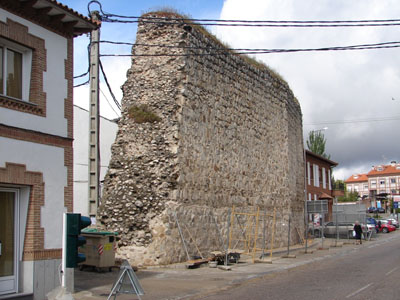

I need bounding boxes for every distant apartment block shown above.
[345,161,400,203]
[344,173,369,198]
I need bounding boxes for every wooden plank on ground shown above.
[185,258,210,269]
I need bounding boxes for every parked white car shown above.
[385,218,399,228]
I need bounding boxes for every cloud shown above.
[215,0,400,179]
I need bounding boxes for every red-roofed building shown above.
[367,161,400,202]
[345,161,400,207]
[345,173,369,199]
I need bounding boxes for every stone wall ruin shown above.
[98,12,305,266]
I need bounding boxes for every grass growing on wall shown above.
[128,105,161,123]
[140,10,288,86]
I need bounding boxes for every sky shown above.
[63,0,400,181]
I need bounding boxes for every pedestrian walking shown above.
[354,221,363,245]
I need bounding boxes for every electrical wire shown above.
[98,40,400,53]
[73,38,91,79]
[104,18,400,28]
[100,87,120,118]
[99,60,121,110]
[304,115,400,126]
[99,43,400,58]
[87,0,400,28]
[73,79,90,88]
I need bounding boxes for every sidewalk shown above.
[73,231,398,300]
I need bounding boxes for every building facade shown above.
[344,174,369,198]
[367,162,400,196]
[305,150,337,201]
[0,1,96,298]
[305,150,338,221]
[73,105,118,217]
[345,162,400,207]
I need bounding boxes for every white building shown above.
[73,105,118,217]
[345,161,400,207]
[345,174,369,198]
[0,1,96,298]
[368,162,400,199]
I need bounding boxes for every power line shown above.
[73,79,89,88]
[87,1,400,27]
[87,1,400,28]
[98,40,400,53]
[107,15,400,25]
[304,115,400,126]
[99,42,400,58]
[104,18,400,28]
[100,87,120,118]
[99,59,121,110]
[73,43,91,79]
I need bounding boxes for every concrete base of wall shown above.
[19,259,61,300]
[0,293,33,300]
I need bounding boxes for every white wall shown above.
[0,9,68,138]
[73,106,118,216]
[0,137,67,249]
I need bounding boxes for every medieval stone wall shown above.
[98,13,305,266]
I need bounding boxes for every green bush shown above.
[128,105,161,124]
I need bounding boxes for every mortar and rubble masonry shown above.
[98,11,305,267]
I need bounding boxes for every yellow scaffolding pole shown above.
[228,205,235,250]
[269,207,276,260]
[252,206,260,263]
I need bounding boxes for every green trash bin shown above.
[79,228,118,271]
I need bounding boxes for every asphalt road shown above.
[197,235,400,300]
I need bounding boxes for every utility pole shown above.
[88,11,100,220]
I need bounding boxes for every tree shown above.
[332,179,345,191]
[306,130,330,159]
[338,191,360,203]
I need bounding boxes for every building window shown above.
[328,169,331,191]
[364,184,368,189]
[379,180,385,186]
[307,162,311,185]
[391,178,396,184]
[0,39,32,101]
[313,164,319,187]
[322,167,326,189]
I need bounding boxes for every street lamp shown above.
[312,127,328,133]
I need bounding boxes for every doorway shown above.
[0,189,19,295]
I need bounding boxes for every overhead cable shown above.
[74,38,91,79]
[99,59,121,110]
[87,1,400,28]
[104,18,400,28]
[98,40,400,53]
[100,88,120,118]
[99,41,400,57]
[73,79,89,88]
[304,115,400,126]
